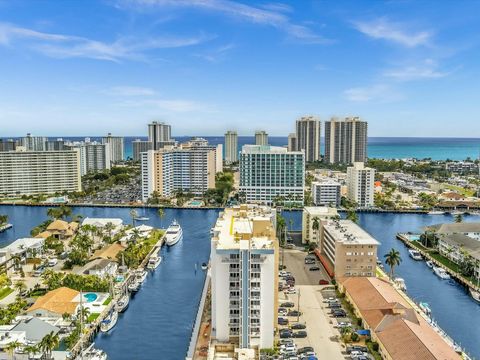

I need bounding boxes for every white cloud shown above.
[384,59,449,81]
[354,18,432,47]
[344,84,402,103]
[0,22,210,62]
[120,0,330,44]
[103,86,157,96]
[116,97,214,113]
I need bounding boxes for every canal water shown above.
[1,206,480,359]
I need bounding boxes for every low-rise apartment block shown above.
[346,162,375,208]
[311,179,341,207]
[302,206,338,244]
[210,204,278,349]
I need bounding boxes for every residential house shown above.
[27,287,80,319]
[77,259,118,279]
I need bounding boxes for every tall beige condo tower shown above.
[346,162,375,207]
[255,130,268,146]
[324,117,368,164]
[295,116,321,162]
[224,130,238,164]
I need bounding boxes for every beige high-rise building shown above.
[346,162,375,208]
[287,133,297,152]
[141,138,222,201]
[295,116,321,162]
[255,131,268,146]
[324,117,368,164]
[224,130,238,164]
[321,219,379,278]
[0,149,81,196]
[102,133,124,163]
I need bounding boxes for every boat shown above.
[419,302,432,316]
[134,216,149,221]
[394,278,407,291]
[76,343,108,360]
[115,293,130,313]
[128,281,141,292]
[408,249,423,261]
[165,220,183,246]
[451,210,464,216]
[426,260,434,268]
[201,262,208,270]
[428,211,445,215]
[469,288,480,303]
[147,255,162,270]
[100,310,118,332]
[433,266,451,280]
[135,269,148,283]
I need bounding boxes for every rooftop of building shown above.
[437,233,480,260]
[212,204,276,250]
[323,219,380,246]
[304,206,339,217]
[241,144,303,155]
[425,222,480,234]
[28,287,79,316]
[312,178,341,186]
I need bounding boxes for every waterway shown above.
[1,206,480,359]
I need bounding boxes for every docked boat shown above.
[428,210,445,215]
[201,262,208,270]
[165,220,183,246]
[408,249,423,261]
[134,216,149,221]
[128,280,141,292]
[135,269,148,283]
[469,288,480,303]
[433,266,451,280]
[147,255,162,270]
[115,293,130,313]
[426,260,434,268]
[394,278,407,291]
[76,343,108,360]
[419,302,432,316]
[100,310,118,332]
[451,210,464,216]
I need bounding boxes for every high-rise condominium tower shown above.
[346,162,375,207]
[324,117,368,164]
[148,121,171,150]
[102,133,124,163]
[295,116,321,162]
[224,130,238,164]
[255,131,268,146]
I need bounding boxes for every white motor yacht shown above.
[77,343,108,360]
[135,269,148,283]
[426,260,434,268]
[115,293,130,313]
[128,281,141,292]
[394,278,407,291]
[100,310,118,333]
[469,288,480,303]
[408,249,423,261]
[147,255,162,270]
[433,266,451,280]
[165,220,183,246]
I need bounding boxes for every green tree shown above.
[39,331,60,360]
[384,248,402,279]
[130,209,138,226]
[46,206,72,220]
[454,213,463,223]
[0,214,8,226]
[5,340,21,360]
[42,269,64,290]
[157,208,165,228]
[346,209,358,223]
[276,215,286,245]
[312,217,320,243]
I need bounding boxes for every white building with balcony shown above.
[210,204,278,350]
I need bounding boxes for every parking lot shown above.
[273,249,373,360]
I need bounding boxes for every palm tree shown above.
[0,214,8,226]
[384,248,402,279]
[312,217,320,244]
[346,209,358,223]
[104,222,115,240]
[39,331,60,359]
[130,209,138,227]
[131,228,141,244]
[454,213,463,223]
[24,344,40,358]
[157,208,165,229]
[5,340,21,360]
[13,280,27,298]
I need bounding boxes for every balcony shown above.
[222,257,240,263]
[250,256,266,263]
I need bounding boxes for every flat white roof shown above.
[82,218,123,227]
[241,144,302,155]
[323,220,380,246]
[304,206,338,216]
[1,238,44,254]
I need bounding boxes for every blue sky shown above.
[0,0,479,137]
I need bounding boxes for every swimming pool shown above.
[84,293,98,303]
[189,200,203,206]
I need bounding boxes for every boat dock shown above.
[396,233,480,294]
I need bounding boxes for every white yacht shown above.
[100,310,118,332]
[419,302,432,317]
[77,343,108,360]
[469,288,480,303]
[135,269,148,283]
[394,278,407,291]
[115,293,130,313]
[428,210,445,215]
[147,255,162,270]
[408,249,423,261]
[426,260,434,268]
[433,266,451,280]
[128,281,140,292]
[165,220,183,246]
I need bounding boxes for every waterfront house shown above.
[338,277,461,360]
[425,222,480,240]
[90,243,126,262]
[82,217,123,234]
[76,258,118,279]
[44,219,79,241]
[27,287,79,319]
[436,233,480,280]
[11,317,60,344]
[0,237,44,263]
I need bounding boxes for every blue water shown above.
[3,136,480,161]
[84,293,98,303]
[1,206,480,359]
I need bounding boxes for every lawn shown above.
[429,252,474,282]
[103,296,112,306]
[443,184,476,197]
[0,287,14,300]
[87,313,100,323]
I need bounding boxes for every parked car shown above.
[278,317,289,325]
[318,279,330,285]
[323,297,337,303]
[346,346,368,354]
[281,302,295,308]
[278,308,288,316]
[292,330,307,338]
[279,339,294,345]
[287,310,302,317]
[328,303,342,309]
[279,330,293,338]
[284,288,297,294]
[285,243,295,249]
[332,310,347,317]
[297,347,314,354]
[334,321,352,328]
[33,266,45,277]
[280,344,296,353]
[304,259,315,265]
[47,258,58,267]
[299,352,316,359]
[290,323,306,329]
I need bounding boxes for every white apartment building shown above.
[225,130,238,164]
[19,134,47,151]
[141,139,222,201]
[102,133,124,163]
[321,219,379,278]
[254,131,268,146]
[132,139,153,162]
[287,133,297,152]
[210,204,278,349]
[324,117,368,164]
[239,145,305,205]
[295,116,321,162]
[312,179,341,207]
[302,206,339,244]
[0,150,81,196]
[68,142,111,176]
[346,162,375,207]
[148,121,171,150]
